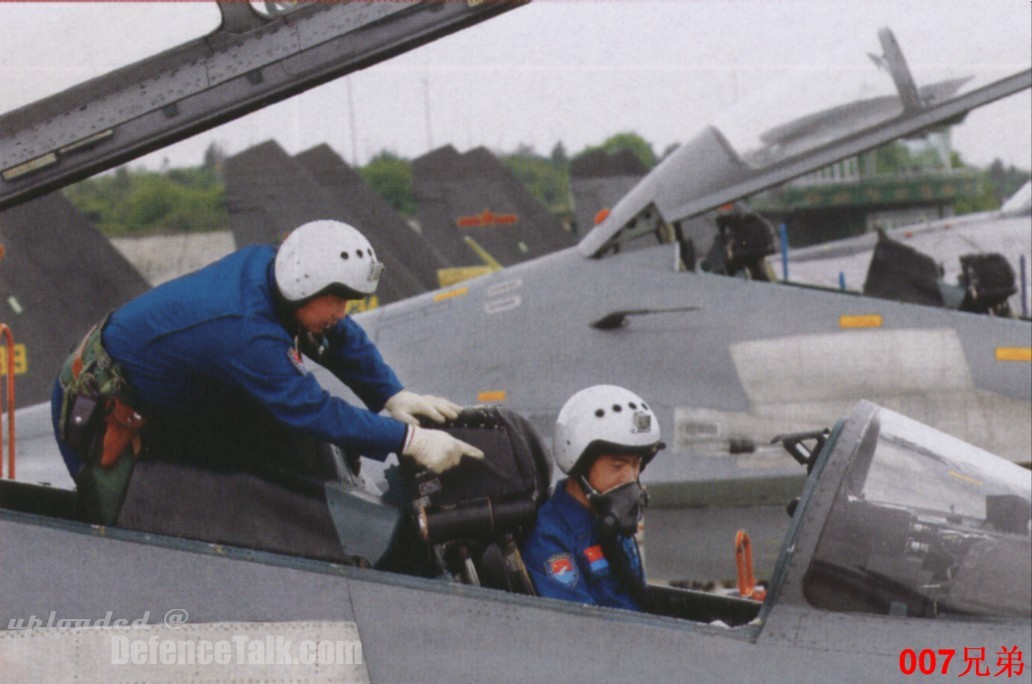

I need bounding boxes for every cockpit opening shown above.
[803,408,1032,619]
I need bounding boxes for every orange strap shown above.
[735,529,766,602]
[99,398,146,467]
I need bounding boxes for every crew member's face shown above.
[586,453,642,494]
[294,294,349,333]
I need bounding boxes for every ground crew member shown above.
[521,385,664,610]
[51,219,482,524]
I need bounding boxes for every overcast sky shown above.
[2,1,1030,172]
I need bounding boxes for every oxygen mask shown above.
[580,476,648,538]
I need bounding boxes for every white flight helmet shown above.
[552,385,664,476]
[275,220,384,303]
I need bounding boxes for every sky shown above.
[1,0,1030,173]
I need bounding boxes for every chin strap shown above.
[296,330,329,360]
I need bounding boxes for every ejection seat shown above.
[388,406,552,595]
[22,402,550,585]
[402,407,772,624]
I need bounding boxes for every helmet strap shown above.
[577,473,600,500]
[297,330,329,360]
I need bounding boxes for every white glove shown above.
[385,389,461,426]
[402,426,484,473]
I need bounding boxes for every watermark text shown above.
[110,634,362,667]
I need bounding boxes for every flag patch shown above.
[584,545,609,575]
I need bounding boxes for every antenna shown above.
[346,79,359,166]
[423,77,434,152]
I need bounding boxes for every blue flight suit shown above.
[52,245,407,478]
[521,479,644,611]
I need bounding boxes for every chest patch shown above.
[545,553,579,588]
[287,346,306,375]
[584,545,610,575]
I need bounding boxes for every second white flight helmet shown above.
[552,385,664,477]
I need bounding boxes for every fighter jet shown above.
[770,189,1031,316]
[0,5,1029,679]
[1,401,1028,681]
[287,27,1030,579]
[264,44,1032,576]
[3,8,1030,576]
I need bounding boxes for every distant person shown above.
[52,219,482,524]
[521,385,664,610]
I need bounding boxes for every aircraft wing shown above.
[579,28,1031,257]
[0,1,522,212]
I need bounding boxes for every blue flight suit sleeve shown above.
[212,318,407,459]
[319,317,404,413]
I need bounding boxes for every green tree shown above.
[63,165,227,237]
[549,141,568,170]
[360,151,414,216]
[113,166,130,192]
[501,147,570,214]
[873,141,914,174]
[202,142,226,172]
[952,157,1030,214]
[575,132,658,171]
[984,158,1030,204]
[953,173,999,215]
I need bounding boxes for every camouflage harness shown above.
[58,316,146,524]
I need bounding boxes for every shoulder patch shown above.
[545,553,579,588]
[287,346,306,375]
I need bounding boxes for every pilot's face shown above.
[295,294,349,333]
[586,453,642,494]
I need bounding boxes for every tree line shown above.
[63,135,1029,238]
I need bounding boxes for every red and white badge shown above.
[287,346,306,374]
[546,553,578,588]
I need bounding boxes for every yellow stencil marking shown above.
[433,287,469,302]
[995,347,1032,362]
[0,344,27,375]
[839,314,883,329]
[948,471,982,486]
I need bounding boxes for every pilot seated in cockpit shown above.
[521,385,665,611]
